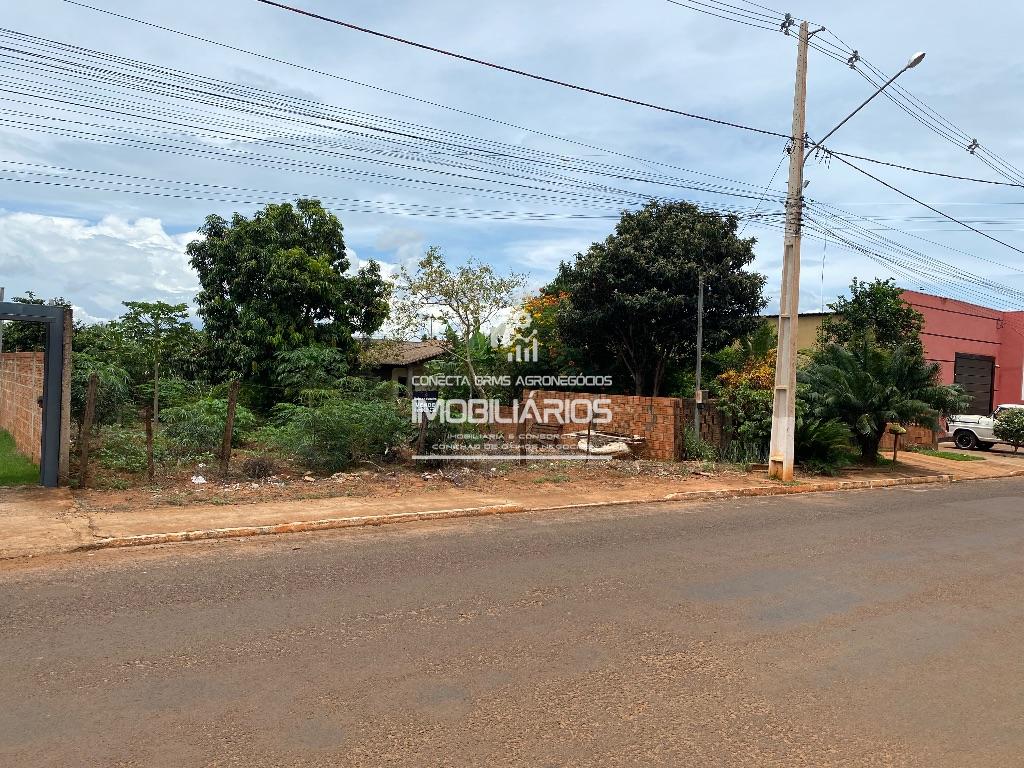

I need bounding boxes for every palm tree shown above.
[799,337,966,464]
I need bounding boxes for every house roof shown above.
[367,339,447,367]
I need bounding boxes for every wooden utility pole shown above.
[220,379,240,477]
[78,372,98,488]
[768,20,809,482]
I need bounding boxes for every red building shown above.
[902,290,1024,415]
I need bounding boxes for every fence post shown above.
[416,411,427,456]
[220,379,240,477]
[144,405,155,482]
[78,372,98,488]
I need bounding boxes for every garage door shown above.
[954,353,995,415]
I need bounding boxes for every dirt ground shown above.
[72,457,772,514]
[70,450,954,516]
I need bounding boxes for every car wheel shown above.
[954,430,978,450]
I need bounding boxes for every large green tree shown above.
[817,278,924,351]
[550,201,766,396]
[187,199,390,392]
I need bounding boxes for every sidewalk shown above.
[2,452,1020,560]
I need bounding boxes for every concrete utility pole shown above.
[768,20,808,481]
[767,30,924,480]
[693,271,704,437]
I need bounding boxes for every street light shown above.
[768,23,926,481]
[805,51,927,162]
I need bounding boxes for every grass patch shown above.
[0,430,39,486]
[533,471,570,484]
[915,449,985,462]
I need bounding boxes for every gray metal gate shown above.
[0,302,67,486]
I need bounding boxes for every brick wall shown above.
[0,351,44,464]
[524,389,683,460]
[879,424,938,451]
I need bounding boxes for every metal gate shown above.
[0,302,68,486]
[953,353,995,416]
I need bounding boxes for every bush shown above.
[993,407,1024,452]
[269,397,413,472]
[716,382,773,462]
[683,425,717,461]
[96,426,167,473]
[242,455,278,479]
[795,417,852,474]
[161,398,257,457]
[71,355,134,427]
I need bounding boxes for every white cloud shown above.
[0,211,198,321]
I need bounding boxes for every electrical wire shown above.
[252,0,792,139]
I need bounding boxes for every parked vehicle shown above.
[948,404,1024,450]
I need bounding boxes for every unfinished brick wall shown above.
[0,352,44,464]
[525,389,683,460]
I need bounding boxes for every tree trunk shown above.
[462,334,484,399]
[859,433,883,464]
[152,357,160,429]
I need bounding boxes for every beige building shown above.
[762,311,830,354]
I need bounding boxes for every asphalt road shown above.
[2,479,1023,767]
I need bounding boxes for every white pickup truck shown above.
[948,404,1024,450]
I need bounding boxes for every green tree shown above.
[800,337,966,463]
[993,407,1024,452]
[0,292,71,351]
[390,246,525,398]
[817,278,924,351]
[119,301,193,425]
[187,199,390,394]
[272,345,350,402]
[550,201,766,396]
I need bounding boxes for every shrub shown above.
[716,382,773,462]
[795,417,852,475]
[96,426,167,473]
[993,407,1024,452]
[71,355,134,427]
[683,425,718,461]
[155,377,207,410]
[161,398,257,457]
[270,397,413,472]
[242,455,278,480]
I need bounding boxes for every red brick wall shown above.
[525,390,683,460]
[879,424,937,451]
[0,352,44,464]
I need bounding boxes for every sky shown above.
[1,0,1023,326]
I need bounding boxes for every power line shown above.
[828,153,1024,260]
[252,0,791,139]
[19,21,782,198]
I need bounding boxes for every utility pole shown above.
[693,271,704,437]
[768,20,808,481]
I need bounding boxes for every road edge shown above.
[78,473,953,552]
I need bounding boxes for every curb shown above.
[77,473,953,552]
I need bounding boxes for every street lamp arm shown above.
[803,52,925,163]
